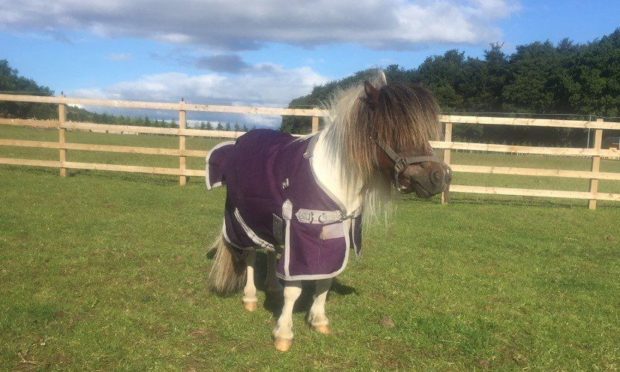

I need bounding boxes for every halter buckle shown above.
[394,157,407,174]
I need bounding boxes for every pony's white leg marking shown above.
[265,251,283,292]
[273,281,302,351]
[308,278,332,334]
[242,250,258,311]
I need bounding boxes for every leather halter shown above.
[371,137,451,200]
[371,137,442,171]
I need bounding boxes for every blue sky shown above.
[0,0,618,126]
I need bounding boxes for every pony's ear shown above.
[363,81,380,109]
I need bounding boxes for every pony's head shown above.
[324,73,451,204]
[362,80,452,198]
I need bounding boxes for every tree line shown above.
[0,60,56,119]
[282,29,620,146]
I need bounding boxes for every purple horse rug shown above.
[206,129,362,281]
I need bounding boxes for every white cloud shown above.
[96,66,326,105]
[469,0,521,18]
[0,0,519,50]
[107,53,132,62]
[71,64,329,128]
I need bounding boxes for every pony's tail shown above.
[208,234,247,295]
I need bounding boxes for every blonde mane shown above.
[320,72,441,219]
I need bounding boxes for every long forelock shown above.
[374,84,440,156]
[322,82,375,183]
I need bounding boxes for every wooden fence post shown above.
[311,116,319,133]
[441,121,453,205]
[588,119,604,210]
[58,94,67,177]
[179,99,187,186]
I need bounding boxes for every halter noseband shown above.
[371,136,444,189]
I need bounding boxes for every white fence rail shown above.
[1,94,619,209]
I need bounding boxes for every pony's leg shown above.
[242,250,258,312]
[272,281,302,352]
[308,278,332,334]
[265,250,283,292]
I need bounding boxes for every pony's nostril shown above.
[431,170,442,184]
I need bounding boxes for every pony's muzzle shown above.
[433,164,452,188]
[399,162,452,198]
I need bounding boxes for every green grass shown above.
[0,126,619,369]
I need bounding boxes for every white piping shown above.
[233,208,275,251]
[205,140,235,190]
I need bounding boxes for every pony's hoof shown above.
[243,301,257,312]
[274,337,292,352]
[313,324,332,335]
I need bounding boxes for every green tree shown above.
[282,28,620,145]
[415,50,467,111]
[0,60,55,119]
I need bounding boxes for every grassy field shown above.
[1,126,619,370]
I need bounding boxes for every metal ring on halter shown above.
[394,157,408,174]
[370,136,445,191]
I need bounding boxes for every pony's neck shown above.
[311,131,363,214]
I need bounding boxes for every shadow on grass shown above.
[67,169,186,186]
[399,191,620,210]
[1,165,175,185]
[254,252,358,317]
[261,278,358,318]
[1,165,59,178]
[0,165,203,187]
[205,250,358,318]
[450,196,620,210]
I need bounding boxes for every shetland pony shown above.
[206,73,451,351]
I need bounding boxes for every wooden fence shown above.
[1,94,619,209]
